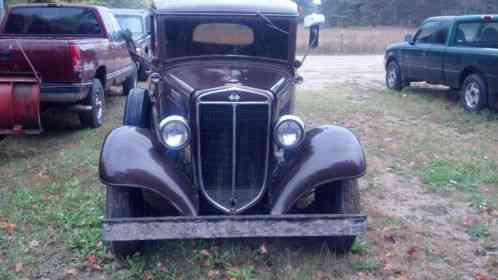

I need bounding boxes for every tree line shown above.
[296,0,498,27]
[5,0,498,27]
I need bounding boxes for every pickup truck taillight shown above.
[70,44,82,72]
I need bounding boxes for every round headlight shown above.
[274,115,305,149]
[159,116,190,150]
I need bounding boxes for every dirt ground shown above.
[1,55,497,280]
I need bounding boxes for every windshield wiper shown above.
[256,11,289,36]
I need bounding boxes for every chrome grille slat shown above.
[196,87,272,213]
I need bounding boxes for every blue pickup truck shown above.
[385,15,498,112]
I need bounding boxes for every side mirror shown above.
[304,13,325,49]
[405,34,414,44]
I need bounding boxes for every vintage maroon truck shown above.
[0,4,137,135]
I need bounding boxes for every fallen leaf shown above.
[207,270,219,278]
[29,240,40,248]
[87,255,97,265]
[64,268,79,276]
[259,243,268,255]
[0,222,16,235]
[15,262,23,273]
[406,247,417,258]
[200,249,211,257]
[143,271,153,280]
[86,254,102,271]
[474,273,489,280]
[90,264,103,272]
[200,260,210,267]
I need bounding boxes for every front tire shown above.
[123,67,138,96]
[123,88,151,128]
[106,186,144,257]
[315,179,361,253]
[386,60,404,91]
[79,79,105,128]
[461,74,488,112]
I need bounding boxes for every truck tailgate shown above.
[0,38,75,84]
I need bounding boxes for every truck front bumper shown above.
[40,82,92,103]
[103,214,367,242]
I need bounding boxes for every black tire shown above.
[106,186,144,257]
[461,74,488,112]
[315,179,361,254]
[79,79,105,128]
[0,136,5,142]
[123,67,138,96]
[138,63,149,82]
[123,88,151,128]
[386,60,404,91]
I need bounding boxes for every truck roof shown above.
[425,15,498,23]
[111,8,149,16]
[9,3,107,11]
[152,0,298,17]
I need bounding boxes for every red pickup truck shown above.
[0,4,137,129]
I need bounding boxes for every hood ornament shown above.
[229,92,241,102]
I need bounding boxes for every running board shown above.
[103,214,367,241]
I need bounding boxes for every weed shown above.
[465,224,490,239]
[351,259,382,272]
[351,240,369,254]
[383,217,403,227]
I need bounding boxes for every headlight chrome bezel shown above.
[159,115,190,150]
[274,115,305,149]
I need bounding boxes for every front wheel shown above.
[123,67,138,96]
[386,61,404,91]
[106,186,144,257]
[79,79,105,128]
[461,74,488,112]
[315,179,361,253]
[123,88,151,128]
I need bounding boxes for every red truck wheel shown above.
[80,79,105,128]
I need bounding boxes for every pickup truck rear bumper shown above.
[40,82,92,103]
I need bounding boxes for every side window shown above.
[433,22,450,45]
[109,14,124,42]
[100,11,115,39]
[415,22,440,44]
[455,22,481,45]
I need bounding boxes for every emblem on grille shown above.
[228,93,241,102]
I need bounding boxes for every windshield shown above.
[162,16,291,61]
[115,15,144,38]
[456,21,498,48]
[4,7,102,36]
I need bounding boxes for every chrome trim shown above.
[271,78,286,93]
[231,104,237,212]
[168,73,195,93]
[196,86,272,214]
[274,115,305,149]
[159,115,191,150]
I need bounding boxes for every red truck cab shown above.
[0,4,137,129]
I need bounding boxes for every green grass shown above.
[351,259,382,272]
[421,159,498,209]
[464,224,491,239]
[1,83,498,278]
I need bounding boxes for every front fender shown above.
[271,126,366,215]
[99,126,198,216]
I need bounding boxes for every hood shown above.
[386,42,409,52]
[165,60,291,94]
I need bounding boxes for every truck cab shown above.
[385,15,498,112]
